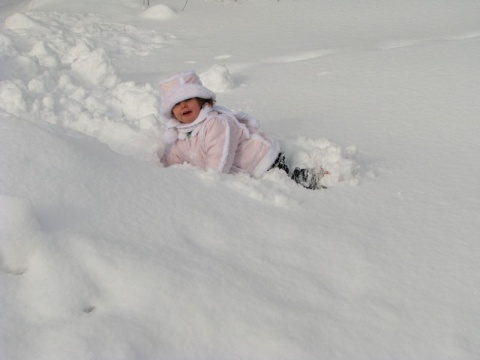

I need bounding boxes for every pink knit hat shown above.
[159,71,216,120]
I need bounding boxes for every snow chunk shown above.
[29,41,60,69]
[109,81,159,123]
[0,196,40,275]
[5,13,36,29]
[0,80,28,115]
[61,42,92,65]
[282,137,359,187]
[200,64,234,92]
[142,4,176,20]
[0,34,14,56]
[4,13,48,32]
[70,48,119,88]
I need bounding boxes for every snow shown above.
[1,0,480,358]
[142,5,177,21]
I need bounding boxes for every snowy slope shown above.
[1,0,480,359]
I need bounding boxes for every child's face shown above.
[172,98,202,123]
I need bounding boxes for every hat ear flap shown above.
[160,78,181,98]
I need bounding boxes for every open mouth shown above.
[182,110,192,116]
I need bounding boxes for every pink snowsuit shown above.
[161,107,280,178]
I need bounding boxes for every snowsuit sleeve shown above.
[161,145,184,167]
[201,116,241,173]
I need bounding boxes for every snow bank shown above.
[0,112,314,359]
[2,0,480,359]
[1,10,164,158]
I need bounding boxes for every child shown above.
[158,71,322,189]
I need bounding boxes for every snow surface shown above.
[1,0,480,359]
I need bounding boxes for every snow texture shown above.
[1,0,480,359]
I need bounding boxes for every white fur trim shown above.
[218,118,232,172]
[163,128,178,144]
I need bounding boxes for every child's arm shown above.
[161,145,184,167]
[202,116,241,173]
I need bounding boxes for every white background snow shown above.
[1,0,480,359]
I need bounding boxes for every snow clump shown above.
[142,5,177,20]
[200,64,235,92]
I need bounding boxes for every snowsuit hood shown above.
[159,71,216,120]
